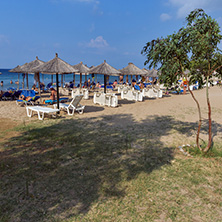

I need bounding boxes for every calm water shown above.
[0,69,132,91]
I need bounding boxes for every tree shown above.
[141,9,222,153]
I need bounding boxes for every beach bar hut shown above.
[73,62,90,88]
[90,60,121,93]
[120,62,147,84]
[31,53,79,109]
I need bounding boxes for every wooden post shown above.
[26,74,29,89]
[80,73,82,89]
[126,75,128,84]
[56,73,60,110]
[61,74,64,88]
[17,74,20,90]
[37,73,42,103]
[22,74,25,89]
[73,74,75,87]
[104,75,107,93]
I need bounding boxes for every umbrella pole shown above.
[22,74,25,89]
[104,75,107,93]
[26,74,29,89]
[131,75,132,84]
[61,74,63,88]
[85,74,87,82]
[37,73,42,103]
[56,73,60,110]
[18,74,20,90]
[80,73,82,89]
[126,75,128,84]
[73,74,75,87]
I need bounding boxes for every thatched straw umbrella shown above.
[148,68,159,78]
[10,57,45,101]
[9,65,23,89]
[73,62,90,88]
[90,60,121,93]
[120,62,147,84]
[143,68,160,85]
[31,53,79,109]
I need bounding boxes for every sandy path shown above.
[0,86,222,134]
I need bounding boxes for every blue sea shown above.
[0,69,133,91]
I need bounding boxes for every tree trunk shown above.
[203,76,212,152]
[186,78,203,152]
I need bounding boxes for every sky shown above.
[1,0,222,69]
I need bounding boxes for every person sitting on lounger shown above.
[95,82,101,88]
[112,80,118,88]
[49,86,57,100]
[19,94,33,101]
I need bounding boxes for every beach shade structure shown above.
[146,68,159,78]
[9,65,23,89]
[9,65,28,89]
[10,56,45,100]
[73,62,90,88]
[90,60,122,93]
[31,53,79,109]
[120,62,147,84]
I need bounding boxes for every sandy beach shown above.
[1,86,222,145]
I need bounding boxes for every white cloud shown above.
[168,0,222,18]
[87,36,109,48]
[160,13,172,21]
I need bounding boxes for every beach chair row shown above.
[93,92,118,107]
[26,95,85,120]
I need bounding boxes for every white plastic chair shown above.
[54,95,85,115]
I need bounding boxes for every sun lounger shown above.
[44,97,69,105]
[1,91,13,100]
[71,88,89,99]
[142,88,162,98]
[16,90,40,105]
[26,106,60,120]
[93,92,118,107]
[16,95,40,105]
[121,89,143,102]
[54,94,85,115]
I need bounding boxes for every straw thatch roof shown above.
[9,65,23,73]
[20,56,45,73]
[90,60,121,76]
[73,61,90,74]
[144,68,159,78]
[32,53,79,74]
[120,62,147,75]
[9,57,45,73]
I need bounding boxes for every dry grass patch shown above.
[0,115,222,222]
